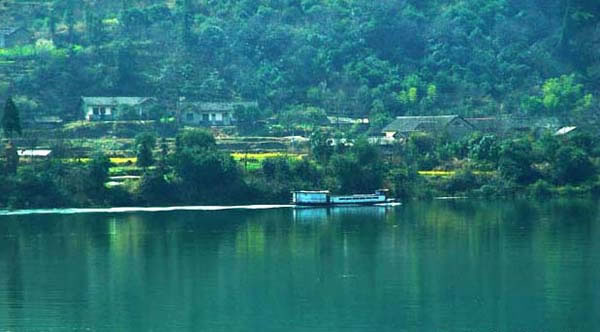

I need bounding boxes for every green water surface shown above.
[0,200,599,331]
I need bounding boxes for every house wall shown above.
[85,105,114,121]
[182,111,234,126]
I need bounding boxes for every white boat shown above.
[292,189,393,206]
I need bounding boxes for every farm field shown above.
[231,152,306,171]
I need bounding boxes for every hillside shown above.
[1,0,599,125]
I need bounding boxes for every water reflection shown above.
[0,200,598,331]
[292,205,391,222]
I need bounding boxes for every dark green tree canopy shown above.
[1,97,22,138]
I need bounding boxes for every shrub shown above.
[529,180,554,198]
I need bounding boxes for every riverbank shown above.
[2,128,600,209]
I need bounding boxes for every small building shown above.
[17,149,52,158]
[29,115,64,129]
[382,115,475,139]
[0,26,30,48]
[81,97,158,121]
[327,116,369,126]
[179,101,258,126]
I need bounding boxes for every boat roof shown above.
[293,190,330,194]
[332,194,380,197]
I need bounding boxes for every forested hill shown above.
[1,0,599,124]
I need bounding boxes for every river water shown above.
[0,200,599,331]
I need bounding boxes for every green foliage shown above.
[135,132,156,168]
[388,165,423,199]
[551,146,595,185]
[134,132,156,168]
[172,129,243,201]
[309,130,333,164]
[1,97,22,138]
[3,143,19,175]
[442,169,479,194]
[529,180,554,198]
[2,1,600,207]
[330,139,385,193]
[174,148,240,199]
[175,129,216,152]
[468,134,500,166]
[535,133,560,160]
[138,171,173,205]
[2,0,599,122]
[235,105,262,134]
[280,106,328,131]
[540,75,593,114]
[498,139,539,185]
[405,132,439,169]
[88,152,111,195]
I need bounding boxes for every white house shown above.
[81,97,157,121]
[179,101,258,126]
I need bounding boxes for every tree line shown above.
[2,94,600,209]
[0,0,598,124]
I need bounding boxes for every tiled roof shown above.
[382,115,461,133]
[554,126,577,136]
[81,97,155,106]
[180,101,258,112]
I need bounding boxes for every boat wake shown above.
[0,205,295,216]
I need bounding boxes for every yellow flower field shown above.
[230,152,305,161]
[110,157,137,164]
[418,170,495,177]
[418,170,455,177]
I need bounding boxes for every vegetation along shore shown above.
[1,0,600,208]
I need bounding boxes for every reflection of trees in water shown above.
[393,199,600,330]
[0,201,599,329]
[1,226,24,330]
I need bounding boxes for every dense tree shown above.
[87,152,111,199]
[330,139,385,193]
[235,105,261,134]
[468,134,500,166]
[138,171,172,205]
[2,0,598,120]
[498,140,539,185]
[135,132,156,168]
[551,146,595,184]
[172,129,242,201]
[1,97,22,139]
[309,130,333,164]
[4,142,18,175]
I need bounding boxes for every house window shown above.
[93,107,101,115]
[186,113,194,121]
[202,114,209,122]
[211,113,216,121]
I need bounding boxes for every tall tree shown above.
[135,132,157,168]
[1,96,22,139]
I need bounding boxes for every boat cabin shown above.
[292,191,330,205]
[292,189,391,206]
